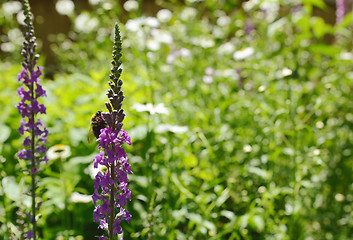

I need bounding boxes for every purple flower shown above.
[16,1,48,239]
[336,0,346,24]
[245,18,255,36]
[92,23,132,239]
[97,236,108,240]
[25,230,33,239]
[93,128,132,237]
[16,11,48,165]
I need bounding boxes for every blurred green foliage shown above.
[1,0,353,239]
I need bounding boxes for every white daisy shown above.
[233,47,254,60]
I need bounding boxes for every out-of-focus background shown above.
[1,0,353,239]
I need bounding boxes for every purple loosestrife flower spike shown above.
[92,23,132,240]
[336,0,346,24]
[15,0,48,239]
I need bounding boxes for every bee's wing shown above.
[88,125,95,143]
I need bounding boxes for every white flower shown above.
[339,52,353,60]
[243,144,252,153]
[215,69,235,78]
[157,9,172,23]
[191,37,215,48]
[203,75,213,84]
[180,7,197,21]
[145,17,159,28]
[186,0,203,3]
[47,145,71,160]
[75,13,98,33]
[243,0,260,12]
[260,2,279,12]
[88,0,103,5]
[313,149,320,156]
[276,67,292,78]
[260,2,279,22]
[102,2,112,10]
[205,67,214,75]
[70,192,92,203]
[133,103,169,115]
[0,42,15,52]
[8,28,23,44]
[55,0,75,15]
[200,38,214,48]
[125,19,141,32]
[212,26,225,39]
[180,48,191,57]
[16,10,25,25]
[316,121,324,129]
[335,193,345,202]
[147,39,160,51]
[258,85,266,92]
[217,16,231,26]
[281,68,292,77]
[233,47,254,60]
[2,1,22,16]
[167,48,191,64]
[155,124,188,134]
[123,0,139,12]
[217,42,235,55]
[258,186,266,193]
[125,17,159,32]
[151,29,173,44]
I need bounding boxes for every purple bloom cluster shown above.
[92,23,132,240]
[92,128,132,237]
[16,66,48,166]
[336,0,346,24]
[16,0,48,169]
[15,1,48,239]
[245,18,255,36]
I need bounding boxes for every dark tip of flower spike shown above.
[105,102,112,113]
[117,110,125,123]
[116,103,122,112]
[106,89,113,98]
[118,91,124,100]
[112,110,118,124]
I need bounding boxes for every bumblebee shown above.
[88,111,107,143]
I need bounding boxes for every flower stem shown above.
[109,162,115,240]
[31,166,37,240]
[30,83,37,240]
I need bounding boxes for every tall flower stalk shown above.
[92,23,132,240]
[336,0,346,24]
[15,0,48,239]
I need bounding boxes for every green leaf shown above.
[69,127,87,146]
[2,176,30,206]
[182,152,198,168]
[311,17,332,38]
[249,215,265,232]
[308,44,341,57]
[2,176,20,201]
[268,18,287,37]
[304,0,326,9]
[247,166,270,180]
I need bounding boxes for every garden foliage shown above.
[0,0,353,239]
